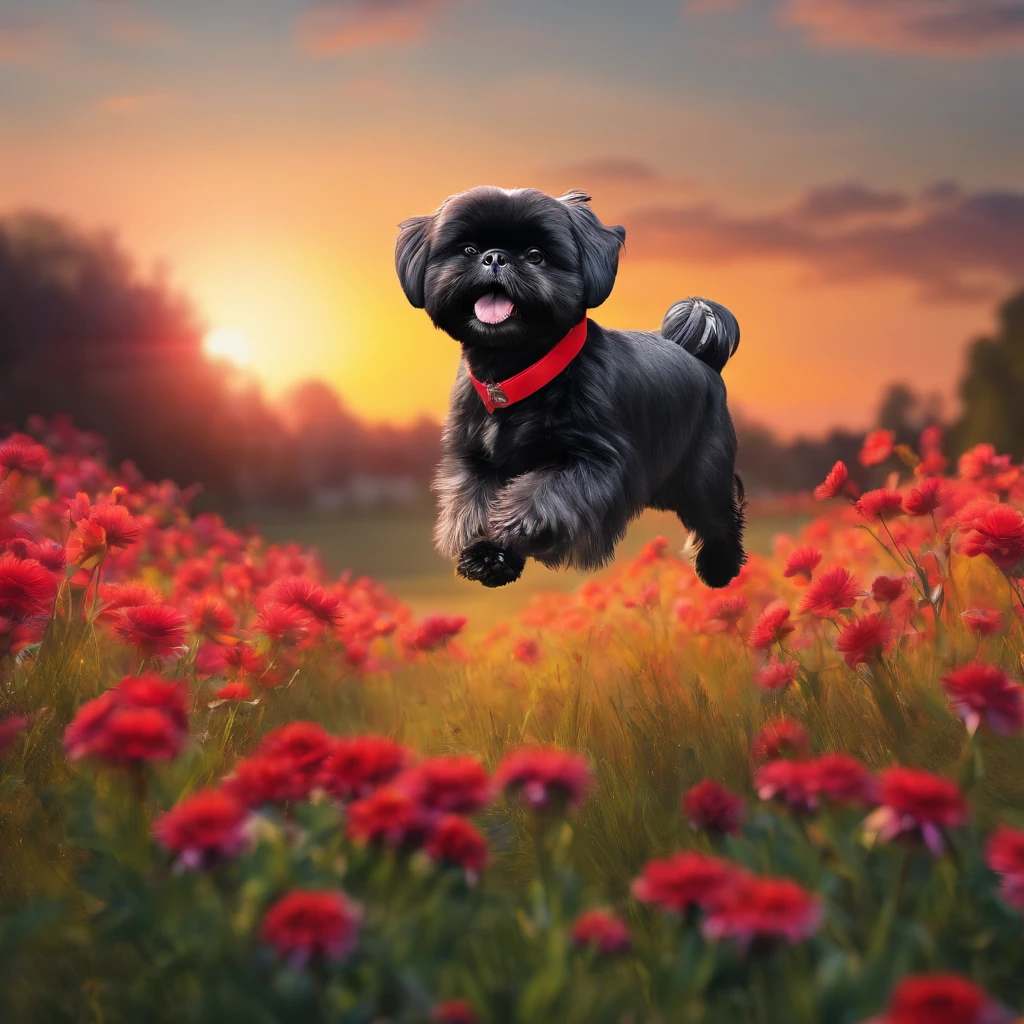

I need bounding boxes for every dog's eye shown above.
[463,245,478,256]
[524,248,544,263]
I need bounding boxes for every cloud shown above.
[781,0,1024,56]
[547,158,668,185]
[104,14,176,48]
[624,182,1024,301]
[0,14,60,63]
[296,0,458,55]
[683,0,745,16]
[99,91,173,114]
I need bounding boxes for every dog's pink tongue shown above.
[474,293,514,324]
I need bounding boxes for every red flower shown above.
[153,788,249,869]
[221,642,266,677]
[260,890,362,967]
[407,613,467,652]
[876,974,1012,1024]
[632,852,737,915]
[814,460,853,501]
[941,662,1024,736]
[958,443,1011,482]
[0,553,59,622]
[864,768,967,855]
[258,721,333,789]
[86,504,142,553]
[259,576,342,627]
[960,504,1024,572]
[836,612,895,668]
[748,600,794,650]
[222,754,301,807]
[986,825,1024,911]
[513,637,542,665]
[682,779,745,835]
[318,734,410,801]
[871,575,908,604]
[704,594,748,633]
[860,429,895,467]
[253,602,312,646]
[347,785,430,847]
[960,608,1004,636]
[425,815,489,882]
[855,488,904,522]
[798,566,862,618]
[64,674,188,766]
[750,719,810,764]
[0,436,49,474]
[904,478,948,517]
[571,909,631,955]
[99,580,164,617]
[494,746,592,811]
[810,754,876,807]
[399,756,492,815]
[783,545,822,582]
[755,658,798,691]
[0,713,29,757]
[702,875,822,950]
[185,594,237,641]
[216,681,252,701]
[114,604,187,659]
[756,759,818,812]
[432,1000,480,1024]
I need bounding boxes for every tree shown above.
[954,288,1024,459]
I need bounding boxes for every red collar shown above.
[467,318,589,414]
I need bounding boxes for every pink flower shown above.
[571,909,631,955]
[986,825,1024,912]
[682,779,745,835]
[702,875,822,950]
[941,662,1024,736]
[755,658,798,691]
[494,747,592,811]
[153,788,249,869]
[783,545,822,582]
[748,600,795,650]
[260,890,362,967]
[864,768,967,856]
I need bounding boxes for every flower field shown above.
[2,418,1024,1023]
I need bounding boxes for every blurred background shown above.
[1,0,1023,618]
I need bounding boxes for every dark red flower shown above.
[872,575,908,604]
[0,553,59,622]
[260,890,362,967]
[259,576,343,627]
[865,768,967,855]
[632,852,738,915]
[318,734,410,801]
[425,815,489,882]
[783,545,822,582]
[216,681,252,701]
[855,488,904,522]
[755,759,818,812]
[64,674,188,766]
[153,788,249,869]
[346,785,430,847]
[941,662,1024,736]
[252,601,312,645]
[860,429,895,467]
[836,612,896,668]
[748,600,794,650]
[702,875,822,950]
[406,613,467,652]
[960,608,1004,637]
[0,713,29,757]
[798,566,862,618]
[876,974,1012,1024]
[513,637,542,665]
[114,604,187,659]
[814,461,852,501]
[0,436,49,474]
[755,658,798,691]
[185,594,237,641]
[398,756,492,815]
[986,825,1024,911]
[750,719,810,764]
[682,779,745,835]
[959,504,1024,572]
[571,909,631,955]
[432,1000,480,1024]
[809,754,876,807]
[494,746,592,811]
[904,478,948,517]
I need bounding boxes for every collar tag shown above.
[486,382,509,406]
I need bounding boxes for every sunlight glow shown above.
[204,326,253,368]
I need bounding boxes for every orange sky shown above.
[2,0,1022,437]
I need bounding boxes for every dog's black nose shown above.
[481,249,508,268]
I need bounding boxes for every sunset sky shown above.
[2,0,1023,437]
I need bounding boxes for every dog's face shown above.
[395,187,625,349]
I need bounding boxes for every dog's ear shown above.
[395,214,434,308]
[557,190,626,308]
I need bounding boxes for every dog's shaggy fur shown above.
[395,186,746,588]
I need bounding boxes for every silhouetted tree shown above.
[954,288,1024,459]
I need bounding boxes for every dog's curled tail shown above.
[661,297,740,374]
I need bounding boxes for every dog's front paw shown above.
[456,541,525,588]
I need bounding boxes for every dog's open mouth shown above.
[473,291,516,325]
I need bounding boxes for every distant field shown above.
[249,504,806,630]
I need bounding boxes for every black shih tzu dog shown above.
[395,186,746,589]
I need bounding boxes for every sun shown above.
[204,326,253,368]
